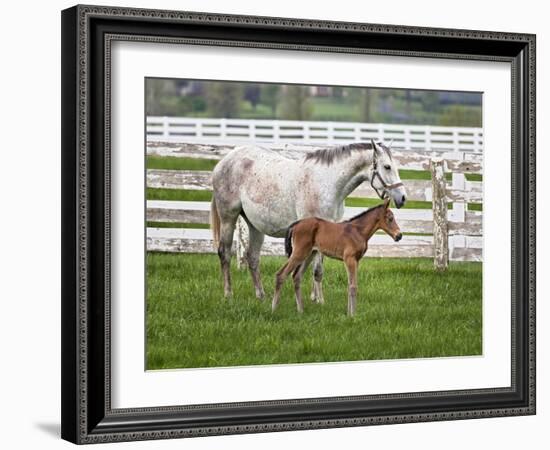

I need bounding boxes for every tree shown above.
[205,82,243,118]
[421,92,440,113]
[359,88,375,122]
[332,86,344,98]
[405,89,412,118]
[145,79,177,115]
[438,105,482,127]
[279,85,312,120]
[260,84,280,116]
[244,84,261,110]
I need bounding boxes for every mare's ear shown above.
[371,139,383,157]
[383,197,391,209]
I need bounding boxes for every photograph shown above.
[145,79,484,370]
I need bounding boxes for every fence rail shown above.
[147,117,484,153]
[146,141,483,264]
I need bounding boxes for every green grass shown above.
[468,203,483,211]
[146,188,458,210]
[147,188,212,202]
[467,173,482,182]
[344,197,440,210]
[147,156,218,171]
[146,253,482,370]
[310,98,358,121]
[398,169,450,181]
[146,188,436,210]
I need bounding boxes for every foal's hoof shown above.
[255,290,266,301]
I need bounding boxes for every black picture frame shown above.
[61,4,536,444]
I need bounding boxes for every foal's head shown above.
[376,198,402,242]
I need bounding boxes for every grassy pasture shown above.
[146,253,482,370]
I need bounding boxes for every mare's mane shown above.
[304,142,373,165]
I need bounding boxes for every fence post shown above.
[431,159,449,271]
[220,118,227,140]
[235,216,249,270]
[162,116,170,139]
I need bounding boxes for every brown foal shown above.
[272,198,402,316]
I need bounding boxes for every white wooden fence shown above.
[147,117,484,153]
[146,142,483,264]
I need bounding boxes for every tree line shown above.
[146,79,482,127]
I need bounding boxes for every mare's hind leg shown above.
[218,217,238,299]
[292,254,314,313]
[246,224,265,300]
[311,252,325,304]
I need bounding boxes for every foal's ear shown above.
[383,197,391,209]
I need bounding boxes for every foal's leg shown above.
[272,255,306,313]
[217,218,238,299]
[292,254,314,313]
[310,252,325,304]
[344,256,359,316]
[246,224,265,300]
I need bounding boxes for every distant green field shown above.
[147,155,218,171]
[147,188,212,202]
[146,253,482,370]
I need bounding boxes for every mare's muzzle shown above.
[371,171,406,209]
[391,189,407,209]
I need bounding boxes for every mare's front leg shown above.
[344,256,359,316]
[310,252,325,304]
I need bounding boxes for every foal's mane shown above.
[304,142,373,165]
[344,204,384,222]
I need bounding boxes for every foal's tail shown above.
[285,220,300,258]
[210,198,221,249]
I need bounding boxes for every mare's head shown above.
[376,198,402,242]
[370,140,407,209]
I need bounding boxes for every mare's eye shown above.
[388,217,393,222]
[384,164,391,170]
